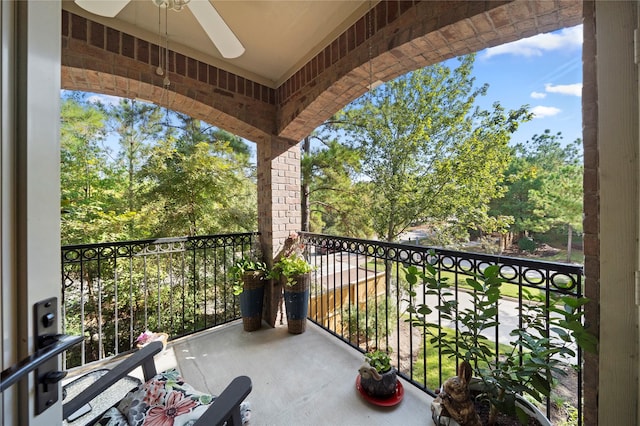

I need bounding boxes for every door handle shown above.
[0,334,82,392]
[0,298,82,415]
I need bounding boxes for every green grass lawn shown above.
[363,258,578,299]
[409,326,514,390]
[434,270,546,299]
[543,249,584,264]
[411,339,457,390]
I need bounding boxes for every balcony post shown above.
[582,3,599,424]
[256,136,301,327]
[586,2,639,424]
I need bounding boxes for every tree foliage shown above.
[301,136,372,237]
[108,99,164,238]
[139,114,257,237]
[329,55,531,242]
[61,97,136,243]
[60,94,257,245]
[490,130,582,254]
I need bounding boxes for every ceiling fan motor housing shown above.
[152,0,190,12]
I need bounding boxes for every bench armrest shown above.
[194,375,252,426]
[62,341,163,420]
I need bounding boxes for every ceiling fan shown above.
[74,0,245,58]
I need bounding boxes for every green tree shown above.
[107,99,164,237]
[139,115,256,237]
[61,97,135,244]
[530,155,583,262]
[301,136,372,237]
[331,55,530,243]
[491,130,582,257]
[61,95,258,243]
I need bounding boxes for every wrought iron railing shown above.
[61,233,259,368]
[60,231,585,423]
[300,232,584,424]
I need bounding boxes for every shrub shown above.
[518,236,536,252]
[341,296,397,347]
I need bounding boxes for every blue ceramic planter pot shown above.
[239,271,265,331]
[282,273,310,334]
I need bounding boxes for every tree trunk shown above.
[566,224,573,263]
[301,136,310,232]
[500,232,513,252]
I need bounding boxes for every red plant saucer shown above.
[355,375,404,407]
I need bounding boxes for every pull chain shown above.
[156,7,163,76]
[164,6,170,87]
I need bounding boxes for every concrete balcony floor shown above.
[159,320,435,426]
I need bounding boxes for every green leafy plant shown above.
[405,261,597,425]
[268,253,314,286]
[364,349,392,374]
[341,297,397,346]
[231,257,268,295]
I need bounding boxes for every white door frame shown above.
[2,1,62,424]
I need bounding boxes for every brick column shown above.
[257,136,301,327]
[581,3,599,424]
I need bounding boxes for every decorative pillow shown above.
[98,369,251,426]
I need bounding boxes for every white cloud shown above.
[483,25,582,58]
[86,94,122,106]
[530,91,546,99]
[544,83,582,97]
[530,106,561,118]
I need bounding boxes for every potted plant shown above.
[358,349,398,399]
[270,252,314,334]
[231,257,268,332]
[269,250,314,334]
[405,261,597,426]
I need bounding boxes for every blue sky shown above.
[77,24,583,153]
[467,25,582,147]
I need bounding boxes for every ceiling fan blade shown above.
[74,0,130,17]
[188,0,245,59]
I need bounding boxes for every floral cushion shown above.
[96,369,251,426]
[96,407,128,425]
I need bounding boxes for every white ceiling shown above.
[62,0,371,87]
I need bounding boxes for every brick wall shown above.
[581,3,599,425]
[61,10,276,142]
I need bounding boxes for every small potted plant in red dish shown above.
[358,349,398,399]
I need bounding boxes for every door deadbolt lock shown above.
[34,297,62,415]
[42,312,55,328]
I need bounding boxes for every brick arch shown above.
[61,11,277,143]
[62,65,274,143]
[276,0,582,140]
[62,1,581,144]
